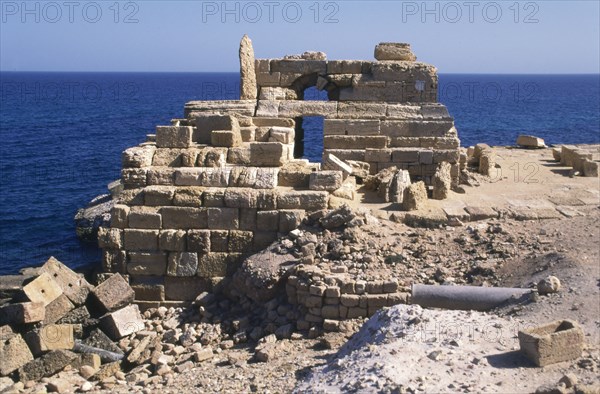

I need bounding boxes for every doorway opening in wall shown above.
[295,86,328,162]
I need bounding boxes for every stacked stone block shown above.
[286,265,410,328]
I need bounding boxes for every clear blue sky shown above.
[1,0,598,73]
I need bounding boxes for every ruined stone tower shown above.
[98,37,460,305]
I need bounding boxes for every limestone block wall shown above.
[254,43,438,103]
[99,39,462,303]
[100,111,348,303]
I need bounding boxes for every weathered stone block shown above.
[152,148,183,167]
[91,273,135,312]
[193,114,240,144]
[127,252,167,276]
[374,42,416,61]
[583,159,599,177]
[97,227,123,249]
[228,230,253,252]
[128,210,162,229]
[102,250,127,273]
[43,294,75,324]
[23,273,63,307]
[158,230,187,252]
[338,102,387,119]
[256,210,280,231]
[279,210,305,232]
[327,60,365,74]
[207,208,239,229]
[229,167,258,187]
[212,130,241,147]
[0,333,34,376]
[324,136,388,149]
[0,302,45,325]
[39,257,92,305]
[322,153,353,177]
[210,230,229,252]
[110,204,130,228]
[131,283,164,302]
[167,252,199,277]
[432,162,452,200]
[240,208,257,231]
[279,101,338,117]
[309,171,343,191]
[518,320,584,367]
[164,277,211,301]
[323,119,380,136]
[224,188,257,208]
[156,126,193,148]
[391,149,419,163]
[160,207,208,229]
[250,142,289,166]
[18,350,76,381]
[516,134,546,148]
[144,185,175,206]
[181,148,200,167]
[121,168,148,188]
[403,181,427,211]
[100,304,144,340]
[203,188,225,207]
[24,324,75,356]
[268,126,295,144]
[122,145,156,168]
[270,59,327,74]
[240,126,256,142]
[187,230,210,253]
[323,149,366,162]
[365,149,392,162]
[147,168,175,185]
[123,229,159,251]
[278,191,329,211]
[227,147,252,165]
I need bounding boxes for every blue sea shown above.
[0,73,599,274]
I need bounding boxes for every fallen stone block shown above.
[516,134,546,148]
[0,333,34,376]
[464,206,497,221]
[44,294,75,324]
[91,273,135,313]
[322,153,353,178]
[518,320,584,367]
[18,349,77,381]
[583,159,599,177]
[100,304,144,340]
[25,324,75,356]
[405,208,449,228]
[0,302,45,325]
[403,181,427,211]
[432,162,452,200]
[309,171,343,191]
[23,272,63,307]
[82,328,124,356]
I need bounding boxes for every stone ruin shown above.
[98,36,461,305]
